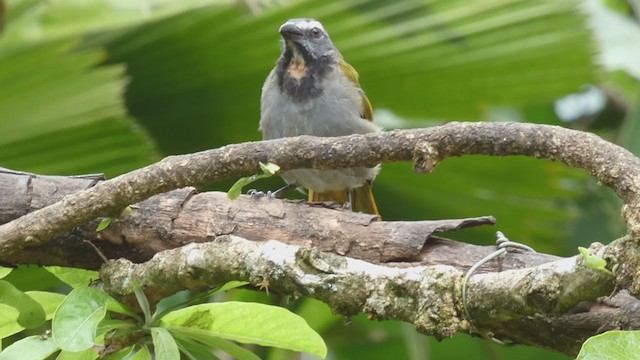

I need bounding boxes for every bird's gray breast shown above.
[260,68,378,138]
[259,68,381,191]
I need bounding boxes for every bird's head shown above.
[274,18,344,100]
[278,18,338,62]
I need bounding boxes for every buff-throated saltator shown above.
[260,18,380,216]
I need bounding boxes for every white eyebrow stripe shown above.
[295,20,325,31]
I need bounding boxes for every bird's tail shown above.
[308,181,380,218]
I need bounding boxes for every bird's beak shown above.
[279,22,303,41]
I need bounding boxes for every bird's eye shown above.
[310,27,322,38]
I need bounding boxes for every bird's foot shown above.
[247,189,271,198]
[248,184,295,199]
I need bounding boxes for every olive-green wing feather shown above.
[339,60,374,121]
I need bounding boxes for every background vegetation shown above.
[1,0,639,358]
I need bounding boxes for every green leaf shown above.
[26,291,67,320]
[54,305,107,352]
[0,335,59,360]
[152,290,194,322]
[227,163,280,200]
[174,335,220,360]
[101,345,145,360]
[56,348,99,360]
[0,304,22,340]
[578,247,613,275]
[173,329,260,360]
[134,288,151,325]
[152,282,248,323]
[0,280,46,329]
[96,319,138,337]
[96,218,113,232]
[129,346,152,360]
[259,162,280,176]
[44,267,100,288]
[159,302,327,358]
[52,287,120,351]
[227,178,250,200]
[213,281,250,294]
[2,0,229,48]
[105,300,140,321]
[0,39,158,178]
[151,327,180,360]
[577,330,640,360]
[0,285,64,341]
[0,267,12,279]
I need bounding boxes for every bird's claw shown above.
[247,189,276,199]
[247,189,265,197]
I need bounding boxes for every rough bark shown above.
[100,236,620,356]
[0,170,556,271]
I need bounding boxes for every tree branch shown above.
[100,235,621,356]
[0,171,558,271]
[1,122,639,261]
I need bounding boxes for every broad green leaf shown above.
[577,330,640,360]
[0,335,59,360]
[0,280,46,328]
[0,267,12,279]
[56,348,99,360]
[26,291,66,319]
[2,0,232,48]
[0,37,158,178]
[53,304,106,351]
[52,287,118,351]
[160,302,327,358]
[44,267,100,289]
[153,281,249,322]
[0,304,22,340]
[173,328,260,360]
[151,327,180,360]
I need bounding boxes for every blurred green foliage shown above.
[1,0,639,359]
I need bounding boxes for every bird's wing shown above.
[339,60,374,121]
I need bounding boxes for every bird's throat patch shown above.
[287,50,308,80]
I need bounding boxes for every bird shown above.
[259,18,381,216]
